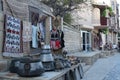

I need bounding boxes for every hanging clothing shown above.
[32,25,38,48]
[59,30,65,48]
[97,33,103,50]
[50,29,61,50]
[50,40,61,50]
[39,22,45,42]
[51,29,60,40]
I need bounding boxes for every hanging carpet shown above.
[3,15,23,57]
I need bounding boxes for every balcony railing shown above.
[100,17,108,26]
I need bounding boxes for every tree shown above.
[41,0,86,17]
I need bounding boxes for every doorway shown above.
[81,31,91,51]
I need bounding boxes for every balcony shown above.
[92,19,100,26]
[92,7,110,29]
[92,7,110,27]
[93,17,109,29]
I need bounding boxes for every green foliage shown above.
[108,7,113,15]
[102,7,113,17]
[63,13,72,24]
[102,9,106,17]
[63,0,70,5]
[108,7,112,12]
[101,28,109,34]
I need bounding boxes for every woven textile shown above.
[22,21,32,42]
[3,15,23,57]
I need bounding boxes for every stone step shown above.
[80,63,86,67]
[67,51,101,65]
[100,50,116,58]
[79,53,100,65]
[83,65,91,73]
[80,62,91,76]
[0,60,8,72]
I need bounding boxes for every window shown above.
[111,1,115,11]
[0,0,3,11]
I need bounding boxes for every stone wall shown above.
[2,0,29,21]
[2,0,53,21]
[0,12,4,59]
[45,17,51,45]
[63,25,82,53]
[71,1,92,27]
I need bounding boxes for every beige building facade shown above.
[71,1,94,51]
[70,0,119,51]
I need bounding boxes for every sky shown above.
[117,0,120,3]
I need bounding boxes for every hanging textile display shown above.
[3,15,23,57]
[32,25,38,48]
[50,29,61,50]
[22,21,32,42]
[59,30,65,48]
[97,33,103,50]
[39,21,45,42]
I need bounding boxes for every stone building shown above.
[92,0,119,50]
[0,0,54,58]
[68,0,119,52]
[56,2,93,53]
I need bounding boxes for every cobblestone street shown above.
[82,52,120,80]
[103,63,120,80]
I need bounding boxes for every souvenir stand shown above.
[1,0,84,79]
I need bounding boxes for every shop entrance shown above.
[29,6,46,54]
[81,31,91,51]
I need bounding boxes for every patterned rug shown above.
[3,15,23,57]
[103,64,120,80]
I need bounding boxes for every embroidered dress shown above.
[50,29,61,50]
[39,22,45,42]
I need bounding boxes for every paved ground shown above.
[82,52,120,80]
[103,63,120,80]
